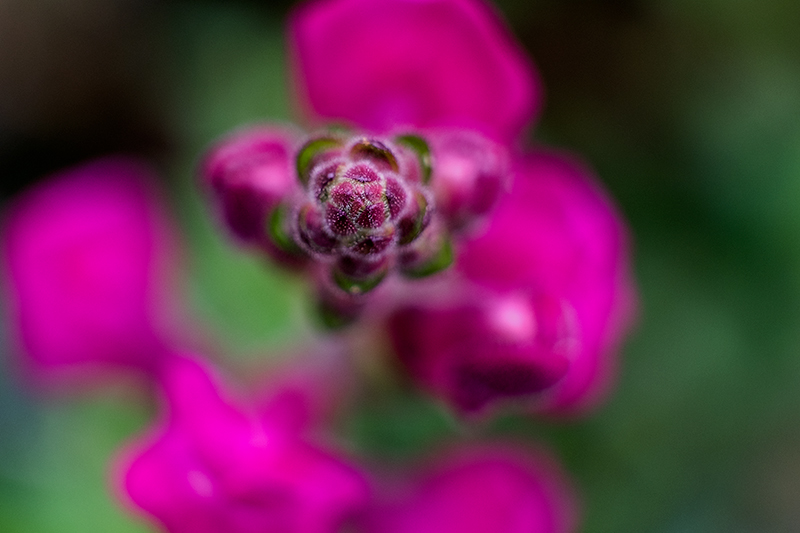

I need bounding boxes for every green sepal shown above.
[332,263,388,295]
[296,136,343,186]
[401,236,453,279]
[395,134,432,184]
[397,192,428,245]
[266,202,302,255]
[349,138,399,172]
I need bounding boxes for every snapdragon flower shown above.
[289,0,541,143]
[388,151,634,414]
[118,355,369,533]
[1,157,181,384]
[289,0,635,415]
[363,444,577,533]
[204,0,634,412]
[457,152,635,414]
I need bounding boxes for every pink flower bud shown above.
[201,126,306,265]
[364,444,578,533]
[1,157,180,381]
[428,130,510,230]
[457,150,636,415]
[289,0,542,143]
[117,356,369,533]
[295,134,435,295]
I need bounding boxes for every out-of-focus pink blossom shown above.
[387,286,576,414]
[1,157,179,380]
[363,444,578,533]
[457,150,636,415]
[289,0,541,143]
[386,150,633,415]
[118,355,369,533]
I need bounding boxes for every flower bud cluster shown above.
[203,127,510,324]
[293,134,438,293]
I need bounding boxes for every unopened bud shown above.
[201,127,307,265]
[429,130,510,230]
[294,133,435,294]
[201,125,516,327]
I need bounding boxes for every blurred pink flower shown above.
[388,150,633,415]
[1,157,180,381]
[388,288,576,413]
[364,444,577,533]
[457,150,636,414]
[289,0,541,143]
[118,355,369,533]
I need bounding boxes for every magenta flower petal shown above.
[118,356,369,533]
[457,150,636,415]
[388,287,576,414]
[365,444,578,533]
[289,0,542,143]
[1,157,179,380]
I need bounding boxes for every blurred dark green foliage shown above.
[2,0,800,531]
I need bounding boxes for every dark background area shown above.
[2,0,800,531]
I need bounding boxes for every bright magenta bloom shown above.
[388,288,576,413]
[457,151,635,414]
[290,0,541,143]
[389,151,633,415]
[364,445,577,533]
[1,158,178,380]
[119,356,369,533]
